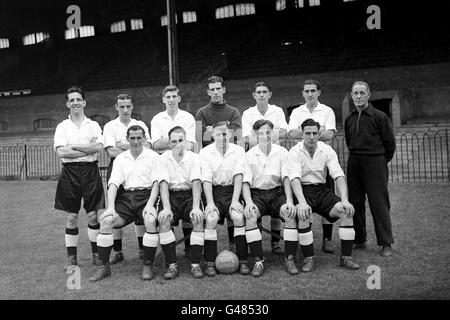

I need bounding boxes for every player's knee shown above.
[66,213,78,228]
[159,220,172,233]
[144,214,156,229]
[205,213,219,229]
[230,211,244,226]
[86,211,98,225]
[340,216,353,227]
[245,215,258,229]
[100,216,114,231]
[297,219,310,229]
[283,216,297,229]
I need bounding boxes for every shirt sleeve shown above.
[277,109,289,130]
[199,150,212,183]
[54,122,67,150]
[241,110,253,138]
[190,153,202,182]
[102,122,116,149]
[108,156,124,188]
[158,156,171,184]
[324,107,337,132]
[280,148,290,179]
[326,146,345,180]
[137,121,151,143]
[150,116,163,144]
[287,149,302,181]
[92,121,105,146]
[380,114,396,162]
[233,147,245,177]
[288,108,300,131]
[243,152,253,185]
[185,114,197,144]
[230,108,242,130]
[194,108,207,135]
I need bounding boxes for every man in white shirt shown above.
[287,118,360,272]
[242,119,296,277]
[149,126,205,279]
[89,125,161,282]
[151,85,196,154]
[241,82,289,256]
[151,86,197,258]
[199,121,250,276]
[102,93,151,265]
[54,86,105,271]
[288,79,338,254]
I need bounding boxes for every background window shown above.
[216,5,235,19]
[130,19,143,30]
[33,118,56,130]
[182,11,197,23]
[0,38,10,49]
[111,21,126,33]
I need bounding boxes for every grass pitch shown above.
[1,181,449,300]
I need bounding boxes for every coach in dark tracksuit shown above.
[344,81,396,257]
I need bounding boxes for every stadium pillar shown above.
[166,0,179,86]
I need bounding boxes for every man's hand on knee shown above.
[158,208,173,224]
[295,202,312,222]
[143,205,158,220]
[99,208,116,223]
[229,201,244,215]
[190,207,204,225]
[281,202,297,220]
[341,200,355,218]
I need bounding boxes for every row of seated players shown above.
[88,118,359,282]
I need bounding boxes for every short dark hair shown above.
[351,81,370,93]
[213,120,232,129]
[127,125,145,137]
[254,82,272,92]
[208,76,224,86]
[66,86,85,101]
[300,118,320,131]
[253,119,274,131]
[162,85,179,97]
[168,126,186,139]
[116,93,133,105]
[303,79,321,91]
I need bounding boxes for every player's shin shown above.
[97,233,114,265]
[339,226,355,256]
[234,225,248,261]
[245,228,263,260]
[283,227,298,258]
[298,226,314,257]
[204,229,218,262]
[189,230,205,264]
[159,230,177,265]
[143,232,159,265]
[65,227,79,257]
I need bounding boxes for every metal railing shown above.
[1,130,449,183]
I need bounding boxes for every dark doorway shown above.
[370,99,392,118]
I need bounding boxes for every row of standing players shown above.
[54,77,396,282]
